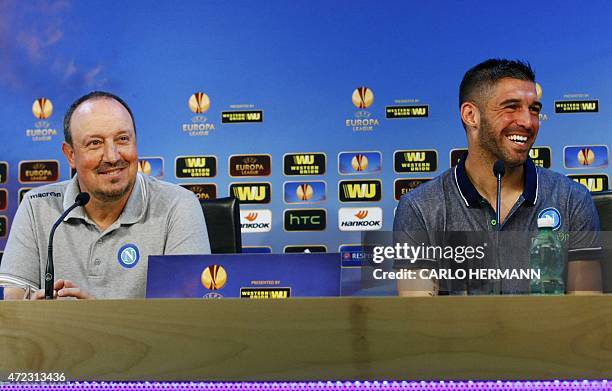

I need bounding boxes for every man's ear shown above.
[460,102,480,132]
[61,142,76,169]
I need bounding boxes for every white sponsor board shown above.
[338,207,383,231]
[240,209,272,233]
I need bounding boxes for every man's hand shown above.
[30,279,93,300]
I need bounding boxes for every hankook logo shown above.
[230,183,271,204]
[352,87,374,109]
[338,207,383,231]
[338,180,382,202]
[32,98,53,119]
[189,92,211,114]
[284,209,326,231]
[201,264,227,290]
[240,209,272,233]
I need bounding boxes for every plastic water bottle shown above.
[529,217,564,294]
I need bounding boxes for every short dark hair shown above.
[459,59,536,109]
[63,91,136,145]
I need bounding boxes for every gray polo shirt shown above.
[393,155,600,294]
[0,173,210,298]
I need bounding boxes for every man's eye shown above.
[88,140,102,146]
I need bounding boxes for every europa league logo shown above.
[138,160,152,175]
[296,183,314,201]
[352,87,374,109]
[535,83,543,100]
[32,98,53,119]
[201,264,227,290]
[577,148,595,166]
[351,154,369,171]
[189,92,211,114]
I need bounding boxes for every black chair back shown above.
[200,197,242,254]
[592,190,612,292]
[593,190,612,231]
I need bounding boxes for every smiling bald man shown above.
[1,91,211,299]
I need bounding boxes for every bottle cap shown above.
[537,216,555,228]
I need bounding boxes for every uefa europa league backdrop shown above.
[0,1,610,255]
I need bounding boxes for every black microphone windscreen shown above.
[75,192,90,206]
[493,160,505,178]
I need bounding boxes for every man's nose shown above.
[102,142,120,163]
[516,107,535,130]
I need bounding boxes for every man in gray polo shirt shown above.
[1,91,211,299]
[393,59,601,295]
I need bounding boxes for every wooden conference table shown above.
[1,295,611,381]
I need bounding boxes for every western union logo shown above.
[404,152,425,162]
[233,186,266,201]
[294,155,313,165]
[175,156,217,178]
[221,110,263,123]
[555,100,598,113]
[394,150,437,173]
[186,157,206,167]
[529,147,551,168]
[230,183,271,204]
[338,180,382,202]
[386,105,429,119]
[284,153,326,176]
[240,287,291,299]
[343,184,376,198]
[568,174,609,192]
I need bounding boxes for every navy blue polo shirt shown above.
[393,155,601,294]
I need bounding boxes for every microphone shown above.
[45,192,90,299]
[493,160,505,231]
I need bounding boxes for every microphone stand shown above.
[45,193,90,300]
[492,160,505,295]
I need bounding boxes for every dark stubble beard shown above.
[478,114,528,168]
[92,160,135,202]
[93,175,135,203]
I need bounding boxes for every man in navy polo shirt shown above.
[393,59,601,296]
